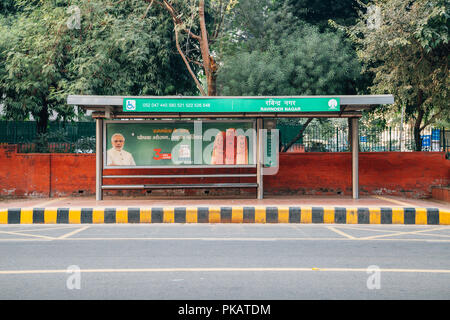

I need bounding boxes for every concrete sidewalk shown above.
[1,195,449,225]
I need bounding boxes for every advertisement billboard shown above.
[104,120,256,168]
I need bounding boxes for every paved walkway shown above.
[0,195,448,209]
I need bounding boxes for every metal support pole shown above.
[348,118,353,152]
[400,104,405,151]
[96,118,103,201]
[257,118,263,200]
[351,117,359,199]
[336,127,339,152]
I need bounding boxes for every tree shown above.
[217,27,361,96]
[65,0,199,97]
[220,0,301,55]
[340,0,449,150]
[282,0,366,31]
[217,0,363,151]
[0,1,71,133]
[0,0,199,134]
[218,0,361,96]
[0,0,17,16]
[144,0,237,96]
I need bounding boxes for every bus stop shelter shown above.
[67,95,394,200]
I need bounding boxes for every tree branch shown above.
[420,107,446,131]
[140,0,155,20]
[158,0,201,40]
[186,57,203,67]
[174,26,206,96]
[211,0,226,40]
[281,118,314,152]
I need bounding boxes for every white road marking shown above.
[31,198,67,208]
[4,226,82,233]
[0,230,55,240]
[332,225,410,233]
[0,267,449,275]
[1,237,449,243]
[57,226,90,239]
[326,226,356,239]
[0,225,448,242]
[359,226,447,240]
[417,233,450,238]
[371,195,414,207]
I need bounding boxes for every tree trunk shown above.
[207,66,217,96]
[414,117,423,151]
[281,118,313,152]
[198,0,217,96]
[414,91,425,151]
[154,0,217,96]
[36,104,49,135]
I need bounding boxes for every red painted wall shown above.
[0,145,95,197]
[432,187,450,202]
[0,145,448,198]
[264,152,450,198]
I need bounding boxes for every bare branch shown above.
[186,57,203,67]
[212,0,226,40]
[174,27,206,96]
[158,0,201,40]
[281,118,314,152]
[420,107,446,131]
[140,0,155,20]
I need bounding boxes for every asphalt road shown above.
[0,224,449,300]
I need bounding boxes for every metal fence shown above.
[0,121,95,143]
[278,124,449,153]
[0,121,448,154]
[0,121,95,153]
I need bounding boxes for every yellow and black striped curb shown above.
[0,207,449,225]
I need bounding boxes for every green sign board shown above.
[123,97,340,113]
[105,120,256,167]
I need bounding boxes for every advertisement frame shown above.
[103,119,257,169]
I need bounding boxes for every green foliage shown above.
[0,0,199,134]
[413,0,449,53]
[217,0,362,96]
[33,129,69,153]
[282,0,366,31]
[19,128,95,153]
[217,0,363,148]
[218,0,301,56]
[73,136,95,153]
[341,0,449,149]
[0,0,18,16]
[217,24,362,96]
[65,0,198,96]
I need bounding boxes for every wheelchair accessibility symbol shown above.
[125,100,136,111]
